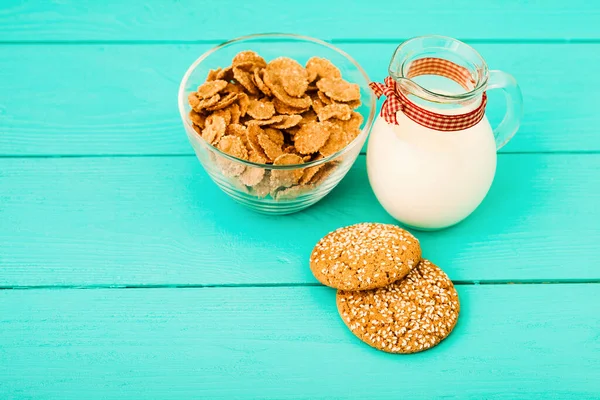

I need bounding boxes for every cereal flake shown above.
[257,133,284,161]
[202,115,227,144]
[306,57,342,82]
[197,80,228,99]
[317,77,361,102]
[293,121,332,154]
[247,99,276,120]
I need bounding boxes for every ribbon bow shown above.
[369,68,488,132]
[369,76,403,125]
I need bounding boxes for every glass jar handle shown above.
[487,70,523,149]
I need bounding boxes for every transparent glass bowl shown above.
[178,33,376,215]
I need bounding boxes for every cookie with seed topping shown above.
[310,223,421,291]
[337,259,460,354]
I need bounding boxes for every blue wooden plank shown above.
[1,0,599,41]
[1,43,598,156]
[0,284,598,399]
[1,154,598,287]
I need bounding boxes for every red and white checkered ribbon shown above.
[369,58,487,131]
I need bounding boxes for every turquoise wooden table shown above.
[1,1,599,398]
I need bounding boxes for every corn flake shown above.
[233,67,259,95]
[311,96,326,114]
[308,161,337,185]
[189,110,206,129]
[246,115,285,126]
[273,153,304,165]
[216,66,234,81]
[339,111,364,130]
[271,84,312,109]
[264,128,285,146]
[300,165,322,185]
[258,133,284,161]
[306,57,342,82]
[224,82,245,94]
[249,148,267,164]
[246,125,269,160]
[263,70,311,109]
[271,153,304,189]
[216,155,246,178]
[266,57,308,97]
[233,51,267,69]
[317,91,333,105]
[189,93,221,112]
[247,99,276,120]
[197,80,228,99]
[273,97,309,115]
[269,114,302,129]
[205,92,238,111]
[299,110,318,125]
[316,77,361,102]
[227,103,241,124]
[207,68,221,81]
[318,122,355,156]
[317,103,352,122]
[343,99,361,109]
[293,121,332,154]
[233,61,256,72]
[253,69,272,96]
[202,115,227,144]
[225,123,247,137]
[218,135,249,160]
[212,107,232,126]
[249,173,271,198]
[239,162,266,187]
[237,93,250,117]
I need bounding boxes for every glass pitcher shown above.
[367,35,523,230]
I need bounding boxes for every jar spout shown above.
[387,35,489,104]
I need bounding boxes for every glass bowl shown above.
[178,33,376,215]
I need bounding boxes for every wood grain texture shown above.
[1,3,598,399]
[0,285,599,399]
[1,154,598,287]
[1,43,599,156]
[1,0,599,41]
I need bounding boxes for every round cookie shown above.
[337,260,460,354]
[310,223,421,290]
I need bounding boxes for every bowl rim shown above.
[177,32,376,170]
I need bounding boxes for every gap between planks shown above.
[1,151,600,159]
[2,279,600,291]
[1,38,600,45]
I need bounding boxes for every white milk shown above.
[367,101,497,230]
